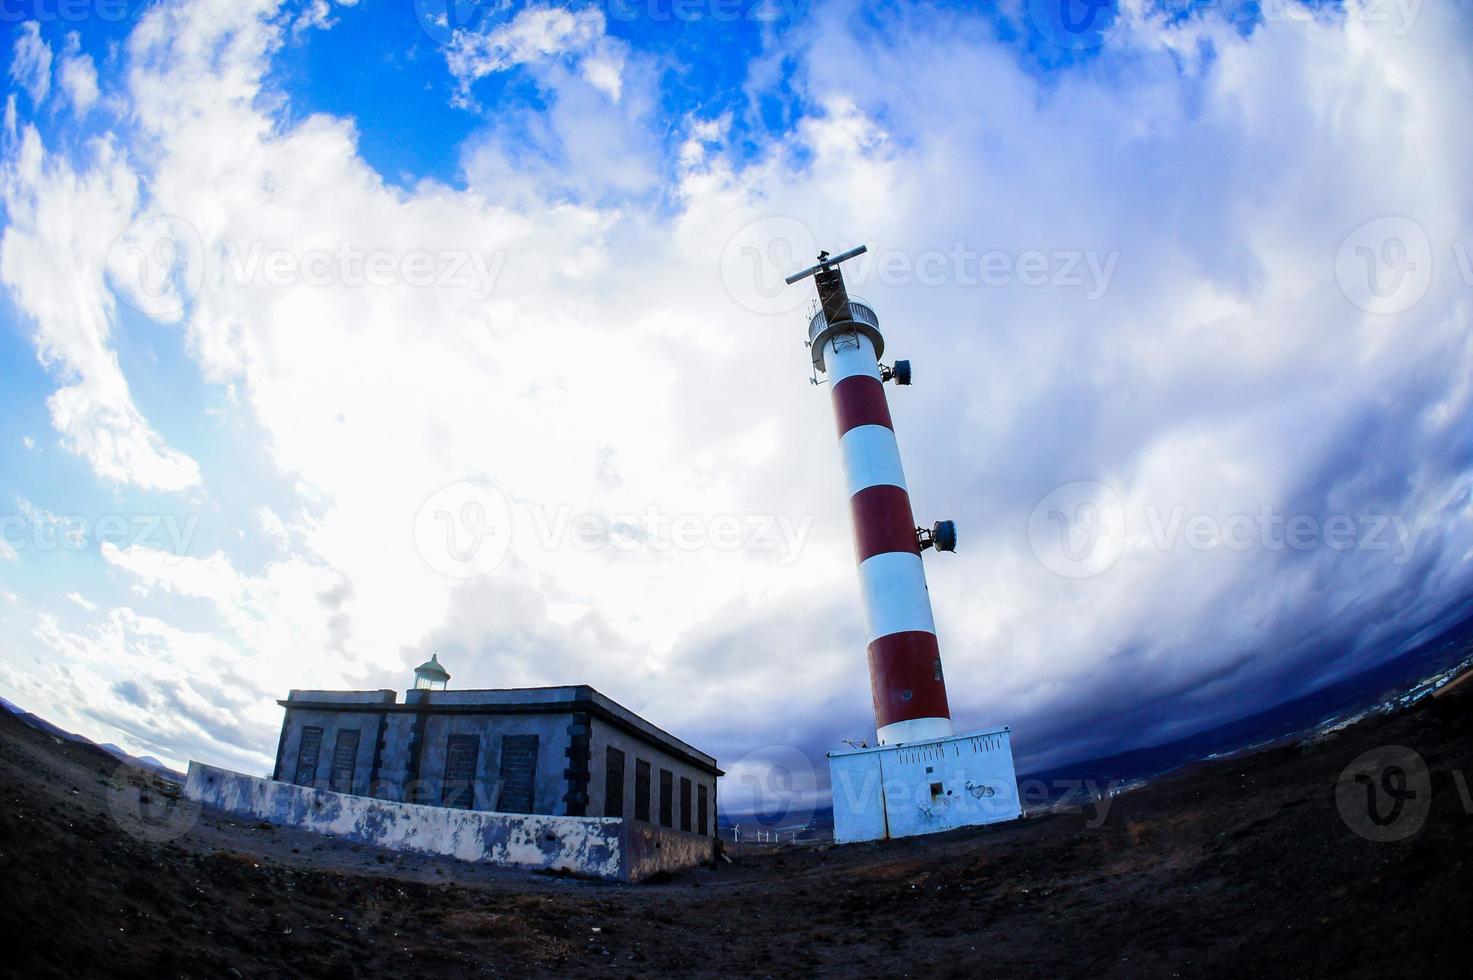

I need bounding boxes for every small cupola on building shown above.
[413,653,450,691]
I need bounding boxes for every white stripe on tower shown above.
[839,424,908,497]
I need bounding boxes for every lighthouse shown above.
[786,246,1022,842]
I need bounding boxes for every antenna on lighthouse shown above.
[785,245,867,330]
[783,244,868,285]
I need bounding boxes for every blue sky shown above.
[2,0,1471,808]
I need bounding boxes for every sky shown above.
[2,0,1472,813]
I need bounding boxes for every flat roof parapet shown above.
[285,689,398,704]
[279,683,720,776]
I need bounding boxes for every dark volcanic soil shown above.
[3,687,1472,979]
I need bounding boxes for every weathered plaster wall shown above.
[186,763,647,879]
[623,822,718,880]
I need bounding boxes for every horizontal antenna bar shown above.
[784,244,868,285]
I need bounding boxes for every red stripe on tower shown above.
[868,631,950,729]
[849,485,919,561]
[831,375,894,435]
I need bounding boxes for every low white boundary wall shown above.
[186,762,713,882]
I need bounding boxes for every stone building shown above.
[269,656,722,837]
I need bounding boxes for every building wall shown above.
[587,715,719,836]
[374,712,418,797]
[276,702,387,796]
[410,711,574,814]
[829,727,1022,843]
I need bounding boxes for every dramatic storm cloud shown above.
[1,0,1470,794]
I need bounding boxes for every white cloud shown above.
[17,606,278,773]
[65,591,97,612]
[8,21,52,104]
[57,33,98,117]
[0,127,202,490]
[445,4,626,102]
[252,505,290,547]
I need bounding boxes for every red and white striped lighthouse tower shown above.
[787,246,958,746]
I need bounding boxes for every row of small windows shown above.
[605,747,709,836]
[293,726,358,794]
[294,727,708,834]
[295,726,540,812]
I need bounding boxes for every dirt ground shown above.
[2,685,1471,979]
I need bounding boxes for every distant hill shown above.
[1021,607,1473,801]
[0,697,183,782]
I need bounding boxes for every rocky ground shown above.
[2,681,1471,978]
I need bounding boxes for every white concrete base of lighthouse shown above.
[827,727,1022,843]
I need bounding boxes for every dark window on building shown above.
[634,759,651,821]
[698,783,709,836]
[679,776,692,832]
[295,726,323,785]
[604,747,625,818]
[442,734,480,809]
[498,734,539,813]
[659,769,673,828]
[329,729,360,794]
